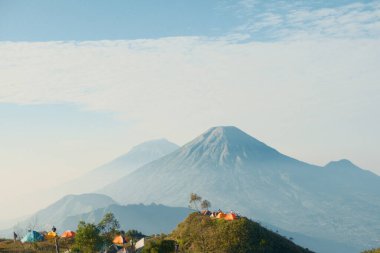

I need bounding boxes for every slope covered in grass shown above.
[169,213,314,253]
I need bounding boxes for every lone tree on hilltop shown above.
[201,199,211,210]
[189,193,212,211]
[189,193,202,211]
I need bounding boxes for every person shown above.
[175,243,179,252]
[52,226,56,232]
[13,232,17,243]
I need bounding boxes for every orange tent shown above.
[61,230,76,238]
[216,212,226,219]
[224,213,237,221]
[113,235,126,244]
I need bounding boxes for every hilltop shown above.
[167,212,314,253]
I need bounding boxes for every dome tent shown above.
[46,231,57,239]
[113,235,127,244]
[21,231,44,243]
[216,212,226,219]
[224,213,237,220]
[61,230,76,238]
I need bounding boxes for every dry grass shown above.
[0,238,73,252]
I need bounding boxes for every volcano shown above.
[101,126,380,252]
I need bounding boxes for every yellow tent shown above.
[45,231,57,239]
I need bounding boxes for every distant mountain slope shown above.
[100,126,380,252]
[0,193,116,237]
[62,203,192,235]
[65,139,179,193]
[0,139,179,230]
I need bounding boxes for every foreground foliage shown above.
[362,249,380,253]
[142,235,176,253]
[72,212,120,253]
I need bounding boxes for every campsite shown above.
[0,195,314,253]
[0,208,241,253]
[0,193,378,253]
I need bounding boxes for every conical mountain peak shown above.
[128,138,179,154]
[191,126,267,146]
[179,126,281,166]
[325,159,359,170]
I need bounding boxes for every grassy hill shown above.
[363,249,380,253]
[166,213,314,253]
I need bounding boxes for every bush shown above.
[142,237,175,253]
[73,221,103,253]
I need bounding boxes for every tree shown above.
[73,213,120,252]
[125,229,145,242]
[97,212,120,246]
[98,212,120,235]
[201,200,211,210]
[189,193,202,211]
[142,237,175,253]
[73,221,103,253]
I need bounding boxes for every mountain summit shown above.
[179,126,282,167]
[325,159,361,170]
[101,126,380,253]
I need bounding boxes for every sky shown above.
[0,0,380,219]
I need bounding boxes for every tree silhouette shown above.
[201,200,211,210]
[189,193,202,211]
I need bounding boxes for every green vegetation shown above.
[125,229,145,242]
[142,235,176,253]
[72,212,120,252]
[71,221,103,253]
[362,249,380,253]
[169,212,314,253]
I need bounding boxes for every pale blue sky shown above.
[0,0,376,41]
[0,0,379,219]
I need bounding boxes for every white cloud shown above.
[235,1,380,40]
[0,36,379,176]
